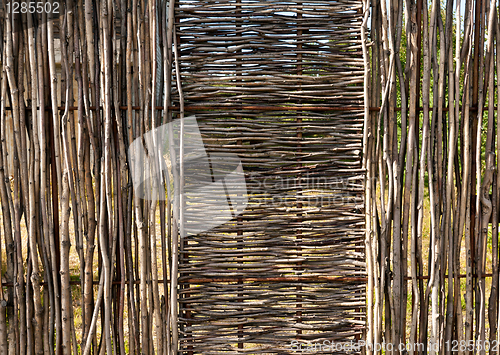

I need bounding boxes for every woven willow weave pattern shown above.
[174,1,366,353]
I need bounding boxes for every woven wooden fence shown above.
[0,0,365,354]
[175,0,365,353]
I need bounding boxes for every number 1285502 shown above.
[445,340,499,352]
[6,1,60,15]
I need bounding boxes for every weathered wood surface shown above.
[0,0,365,354]
[174,0,366,353]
